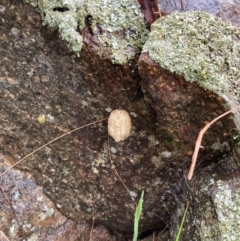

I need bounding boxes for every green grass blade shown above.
[175,202,189,241]
[133,190,144,241]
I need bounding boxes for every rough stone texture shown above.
[142,11,240,106]
[137,8,240,241]
[0,155,118,241]
[168,142,240,241]
[24,0,149,64]
[139,10,240,167]
[0,0,176,239]
[1,0,240,241]
[160,0,240,27]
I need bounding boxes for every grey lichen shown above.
[85,0,149,64]
[200,180,240,241]
[38,0,84,54]
[24,0,38,7]
[91,147,108,174]
[24,0,149,64]
[143,11,240,104]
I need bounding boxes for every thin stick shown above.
[113,168,133,198]
[154,224,169,241]
[187,104,240,180]
[152,231,155,241]
[107,135,136,203]
[180,0,186,11]
[0,231,10,241]
[172,0,178,10]
[0,118,107,178]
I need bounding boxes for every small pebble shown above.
[56,203,62,209]
[105,107,112,112]
[130,112,137,118]
[46,114,54,122]
[129,191,138,198]
[0,5,6,13]
[110,146,117,154]
[11,27,19,36]
[160,151,172,158]
[81,100,88,107]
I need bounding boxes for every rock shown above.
[1,1,240,240]
[160,0,240,27]
[0,0,175,238]
[138,10,240,167]
[0,155,117,241]
[24,0,149,64]
[169,142,240,240]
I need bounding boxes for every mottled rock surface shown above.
[0,155,117,241]
[169,142,240,241]
[0,0,240,241]
[0,0,174,239]
[24,0,149,64]
[138,8,240,241]
[139,10,240,168]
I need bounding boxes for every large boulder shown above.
[138,9,240,241]
[138,10,240,169]
[0,0,174,239]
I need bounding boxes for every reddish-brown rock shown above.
[0,1,175,239]
[0,155,118,241]
[138,52,238,164]
[1,1,240,240]
[138,10,240,169]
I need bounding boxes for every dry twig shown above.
[107,135,136,204]
[188,104,240,180]
[0,118,107,178]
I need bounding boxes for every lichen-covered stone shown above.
[0,1,178,238]
[24,0,149,64]
[138,10,240,168]
[202,180,240,240]
[142,11,240,108]
[170,143,240,241]
[3,1,240,240]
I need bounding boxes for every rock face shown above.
[0,0,176,239]
[1,1,240,241]
[138,10,240,241]
[169,142,240,241]
[25,0,149,64]
[0,155,117,241]
[139,10,240,167]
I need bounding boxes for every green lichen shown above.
[91,147,108,173]
[24,0,149,64]
[200,203,220,240]
[85,0,149,64]
[143,11,240,104]
[37,0,85,55]
[213,181,240,241]
[24,0,38,7]
[200,180,240,241]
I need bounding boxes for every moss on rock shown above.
[143,11,240,104]
[24,0,149,64]
[199,178,240,241]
